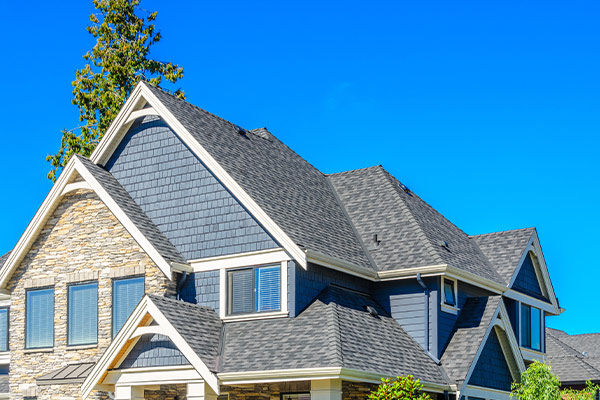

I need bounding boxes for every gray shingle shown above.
[0,251,10,270]
[76,155,186,265]
[471,228,536,284]
[37,362,95,385]
[0,375,7,393]
[440,296,502,386]
[329,166,504,284]
[546,328,600,384]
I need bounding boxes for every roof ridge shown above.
[327,165,383,176]
[323,288,344,366]
[470,227,536,238]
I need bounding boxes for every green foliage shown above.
[511,360,600,400]
[368,376,432,400]
[47,0,184,182]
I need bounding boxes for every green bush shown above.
[368,376,432,400]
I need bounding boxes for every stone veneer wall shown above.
[7,190,176,399]
[221,382,311,400]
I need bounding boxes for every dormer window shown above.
[227,265,281,315]
[443,279,457,306]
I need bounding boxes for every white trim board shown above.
[0,155,182,288]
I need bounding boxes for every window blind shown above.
[229,269,253,314]
[255,266,280,312]
[113,277,144,337]
[68,282,98,346]
[0,308,7,351]
[26,288,54,349]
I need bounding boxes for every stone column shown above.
[188,381,218,400]
[115,385,145,400]
[311,379,342,400]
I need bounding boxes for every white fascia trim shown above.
[462,385,511,400]
[520,347,545,362]
[104,365,203,386]
[503,289,557,314]
[91,81,307,268]
[81,295,220,399]
[376,264,448,280]
[507,234,560,314]
[191,248,290,272]
[305,249,378,280]
[498,303,527,374]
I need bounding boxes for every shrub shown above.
[368,376,432,400]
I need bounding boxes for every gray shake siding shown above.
[513,253,546,301]
[178,270,220,314]
[118,334,190,369]
[468,329,513,391]
[106,116,278,260]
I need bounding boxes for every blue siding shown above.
[438,281,493,357]
[178,270,220,314]
[373,278,435,352]
[106,116,278,260]
[292,263,371,316]
[504,297,519,340]
[513,253,547,301]
[468,329,514,391]
[118,334,189,369]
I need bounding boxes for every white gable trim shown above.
[81,295,219,399]
[460,301,525,394]
[89,81,308,268]
[507,232,560,314]
[461,385,511,400]
[0,156,180,288]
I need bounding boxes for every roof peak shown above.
[470,227,536,238]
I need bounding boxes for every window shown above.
[521,303,542,351]
[0,308,8,351]
[227,265,281,315]
[443,278,457,306]
[26,288,54,349]
[113,276,145,337]
[68,282,98,346]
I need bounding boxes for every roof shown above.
[471,228,536,283]
[76,155,186,266]
[329,166,504,284]
[145,85,374,273]
[36,362,95,385]
[546,328,600,384]
[0,375,7,393]
[440,296,502,386]
[0,252,10,270]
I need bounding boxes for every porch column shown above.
[188,381,218,400]
[311,379,342,400]
[114,385,145,400]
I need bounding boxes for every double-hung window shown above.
[68,282,98,346]
[26,288,54,349]
[227,265,281,315]
[521,303,542,351]
[0,307,8,351]
[113,276,145,337]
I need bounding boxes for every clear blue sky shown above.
[0,1,598,334]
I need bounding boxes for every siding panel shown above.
[178,270,220,314]
[118,334,190,369]
[468,329,514,391]
[513,253,547,301]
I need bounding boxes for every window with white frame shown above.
[26,287,54,349]
[68,282,98,346]
[443,278,457,306]
[0,307,8,351]
[113,276,145,337]
[227,265,281,315]
[521,303,542,351]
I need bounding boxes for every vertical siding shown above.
[106,116,279,260]
[118,334,190,369]
[513,253,546,300]
[178,271,220,314]
[292,263,371,316]
[468,329,514,391]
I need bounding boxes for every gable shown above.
[118,333,190,369]
[468,328,514,391]
[105,115,279,260]
[513,253,547,301]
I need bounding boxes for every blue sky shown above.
[0,1,598,333]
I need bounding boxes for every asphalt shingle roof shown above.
[0,375,7,393]
[146,85,374,273]
[76,155,186,265]
[0,252,10,270]
[440,296,502,386]
[471,228,536,284]
[546,328,600,384]
[329,166,504,284]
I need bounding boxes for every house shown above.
[0,81,562,400]
[546,328,600,390]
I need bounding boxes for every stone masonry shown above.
[7,189,176,399]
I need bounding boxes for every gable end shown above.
[512,252,548,301]
[468,328,514,391]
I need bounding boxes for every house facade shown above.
[0,82,561,400]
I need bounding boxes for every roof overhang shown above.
[0,155,184,288]
[81,295,219,399]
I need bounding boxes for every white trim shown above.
[131,325,166,338]
[0,351,9,365]
[462,385,511,400]
[61,181,92,195]
[90,82,308,268]
[124,107,159,125]
[104,365,203,386]
[222,311,289,323]
[305,250,378,280]
[81,295,220,399]
[440,276,459,314]
[191,249,290,272]
[504,290,557,314]
[440,303,459,315]
[520,347,545,362]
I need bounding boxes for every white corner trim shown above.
[124,107,159,125]
[191,248,290,272]
[62,181,92,195]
